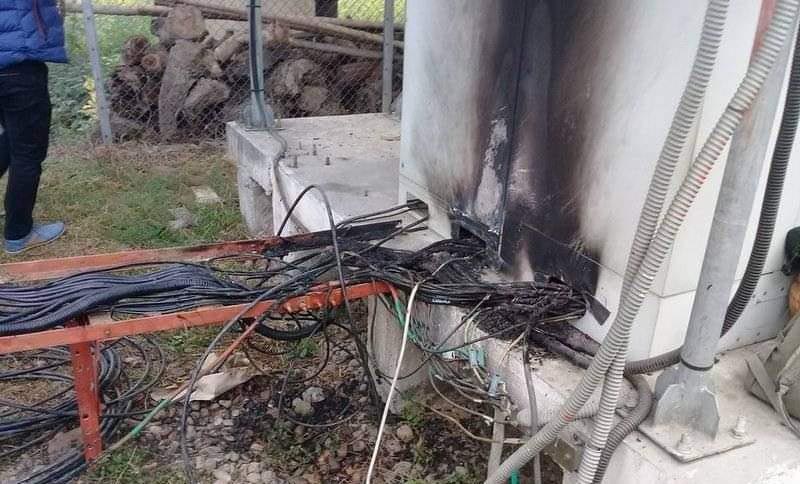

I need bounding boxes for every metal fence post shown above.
[381,0,395,114]
[80,0,112,144]
[247,0,274,129]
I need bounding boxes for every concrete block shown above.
[227,122,283,235]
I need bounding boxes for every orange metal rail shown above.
[0,233,393,462]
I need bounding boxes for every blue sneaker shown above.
[4,222,66,255]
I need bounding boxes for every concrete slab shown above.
[272,114,402,235]
[227,114,403,237]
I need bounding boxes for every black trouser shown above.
[0,61,52,241]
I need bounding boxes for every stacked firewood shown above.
[102,1,402,141]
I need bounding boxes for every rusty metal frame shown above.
[66,315,102,461]
[0,221,399,283]
[0,233,394,462]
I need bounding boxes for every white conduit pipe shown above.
[486,1,800,482]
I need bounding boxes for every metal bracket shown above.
[643,365,755,461]
[653,364,721,436]
[543,426,587,472]
[638,415,755,463]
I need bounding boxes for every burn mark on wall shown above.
[500,0,602,293]
[404,1,527,244]
[402,0,607,295]
[463,3,526,236]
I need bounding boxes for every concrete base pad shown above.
[228,114,404,236]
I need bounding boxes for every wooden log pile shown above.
[103,2,402,141]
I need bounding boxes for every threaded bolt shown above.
[292,155,298,168]
[325,156,331,166]
[732,416,747,439]
[676,433,693,455]
[312,144,317,156]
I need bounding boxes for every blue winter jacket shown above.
[0,0,67,70]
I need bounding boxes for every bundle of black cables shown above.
[0,263,254,336]
[0,337,165,484]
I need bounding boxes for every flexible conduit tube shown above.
[621,0,729,297]
[532,402,607,428]
[591,376,654,484]
[485,1,799,482]
[625,8,800,376]
[575,0,729,475]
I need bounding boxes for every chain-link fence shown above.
[54,1,404,143]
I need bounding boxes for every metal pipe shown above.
[382,0,395,113]
[682,7,797,371]
[487,407,505,477]
[248,0,273,129]
[80,0,112,144]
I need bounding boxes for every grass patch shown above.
[84,445,186,484]
[289,338,319,359]
[0,142,248,262]
[339,0,407,21]
[160,326,221,355]
[400,399,426,429]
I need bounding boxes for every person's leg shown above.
[1,62,52,241]
[0,107,11,179]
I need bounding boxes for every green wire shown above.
[510,470,520,484]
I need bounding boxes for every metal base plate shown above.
[639,415,755,462]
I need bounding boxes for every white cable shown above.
[365,283,420,484]
[498,332,527,367]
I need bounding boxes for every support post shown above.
[652,3,796,439]
[381,0,395,114]
[68,316,102,461]
[247,0,274,129]
[80,0,112,144]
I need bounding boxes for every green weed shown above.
[289,338,319,359]
[84,445,186,484]
[400,399,426,429]
[339,0,407,21]
[161,327,220,355]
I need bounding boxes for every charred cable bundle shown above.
[0,228,588,340]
